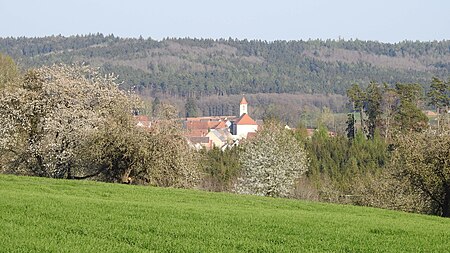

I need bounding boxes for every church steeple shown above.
[239,96,248,116]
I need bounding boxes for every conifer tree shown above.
[346,113,355,140]
[347,84,366,134]
[394,83,428,132]
[427,77,450,131]
[365,82,382,139]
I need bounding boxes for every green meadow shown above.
[0,174,449,252]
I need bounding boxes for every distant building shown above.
[186,136,211,150]
[134,115,151,128]
[230,96,259,139]
[183,96,260,149]
[135,97,336,151]
[231,112,258,139]
[206,129,233,148]
[239,96,248,116]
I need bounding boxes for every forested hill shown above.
[1,34,449,96]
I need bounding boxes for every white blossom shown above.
[235,122,309,197]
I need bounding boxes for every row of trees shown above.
[346,77,449,140]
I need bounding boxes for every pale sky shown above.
[1,0,449,42]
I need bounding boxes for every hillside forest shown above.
[1,35,450,125]
[0,37,450,217]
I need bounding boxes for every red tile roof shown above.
[215,121,226,129]
[186,129,208,137]
[134,115,151,128]
[240,96,248,105]
[185,116,236,121]
[186,121,220,130]
[185,119,230,131]
[235,113,257,125]
[134,115,149,122]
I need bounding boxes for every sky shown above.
[1,0,449,43]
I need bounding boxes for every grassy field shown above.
[1,174,449,252]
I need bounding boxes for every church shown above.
[184,96,260,149]
[230,97,259,138]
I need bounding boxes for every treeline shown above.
[1,34,449,97]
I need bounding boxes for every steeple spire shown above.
[239,96,248,116]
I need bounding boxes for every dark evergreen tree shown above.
[151,97,160,117]
[185,96,199,117]
[365,82,382,139]
[347,84,366,134]
[394,83,428,132]
[346,113,355,140]
[427,77,450,131]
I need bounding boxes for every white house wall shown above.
[236,125,258,138]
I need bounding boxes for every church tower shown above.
[239,96,248,116]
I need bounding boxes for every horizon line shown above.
[1,33,449,44]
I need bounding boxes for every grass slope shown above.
[0,174,449,252]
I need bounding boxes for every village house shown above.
[135,115,151,128]
[134,97,336,150]
[184,96,260,150]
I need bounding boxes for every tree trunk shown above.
[30,151,45,177]
[437,107,440,132]
[442,189,450,217]
[385,116,390,141]
[359,108,364,133]
[121,168,132,184]
[67,165,72,179]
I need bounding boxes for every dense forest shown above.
[1,35,449,127]
[1,34,449,98]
